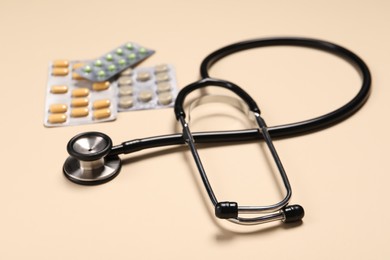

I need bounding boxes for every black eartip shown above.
[282,204,305,223]
[215,202,238,219]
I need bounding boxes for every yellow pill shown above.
[92,81,110,91]
[71,98,89,107]
[48,114,67,124]
[72,72,85,80]
[72,63,85,70]
[52,60,69,68]
[49,104,67,113]
[52,67,69,76]
[93,109,111,120]
[72,88,89,97]
[50,85,68,94]
[93,99,111,109]
[71,108,89,118]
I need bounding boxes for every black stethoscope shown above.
[63,37,371,226]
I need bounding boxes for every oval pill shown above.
[158,92,173,105]
[155,73,170,83]
[93,109,111,120]
[118,76,132,86]
[71,98,89,107]
[52,60,69,68]
[118,96,134,109]
[72,63,85,70]
[136,71,151,82]
[52,68,69,76]
[71,108,89,118]
[48,114,67,124]
[121,68,133,76]
[118,86,133,96]
[138,90,153,102]
[155,64,169,74]
[49,104,67,113]
[51,85,68,94]
[92,81,110,91]
[93,99,111,110]
[72,88,89,97]
[72,72,85,80]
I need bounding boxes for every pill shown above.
[52,60,69,68]
[97,70,106,78]
[72,88,89,97]
[52,68,69,76]
[48,114,67,124]
[93,108,111,120]
[155,64,169,74]
[139,47,147,55]
[71,98,89,107]
[116,48,124,55]
[51,85,68,94]
[106,54,114,61]
[157,82,171,93]
[49,104,67,113]
[72,72,85,80]
[94,60,103,67]
[93,99,111,109]
[118,96,134,109]
[127,53,136,60]
[72,63,85,70]
[71,108,89,118]
[121,68,133,76]
[118,86,133,96]
[125,43,134,50]
[83,65,92,73]
[136,71,151,82]
[138,90,153,102]
[155,73,170,83]
[118,59,126,66]
[108,64,116,72]
[92,81,110,91]
[158,92,173,105]
[118,76,132,86]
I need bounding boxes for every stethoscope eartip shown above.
[282,204,305,223]
[63,131,122,185]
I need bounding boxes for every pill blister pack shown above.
[44,61,118,127]
[44,61,178,127]
[74,42,154,82]
[116,64,178,112]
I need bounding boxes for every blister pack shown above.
[44,60,118,127]
[116,64,178,112]
[74,42,155,82]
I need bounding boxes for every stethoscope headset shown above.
[63,37,371,226]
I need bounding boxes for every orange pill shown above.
[71,108,89,118]
[93,109,111,119]
[92,81,110,91]
[72,88,89,97]
[72,63,85,70]
[52,60,69,68]
[52,68,69,76]
[72,72,85,80]
[93,99,111,109]
[71,98,89,107]
[49,104,67,113]
[48,114,67,124]
[50,85,68,94]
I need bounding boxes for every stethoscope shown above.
[63,37,371,226]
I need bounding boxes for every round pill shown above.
[52,68,69,76]
[121,68,133,76]
[71,108,89,118]
[157,82,171,93]
[118,76,132,86]
[108,64,116,72]
[127,53,136,60]
[71,98,89,107]
[93,109,111,120]
[83,65,92,73]
[72,63,85,70]
[138,90,153,102]
[92,81,110,91]
[49,104,68,113]
[139,47,147,55]
[72,72,85,80]
[158,92,173,105]
[118,86,133,96]
[136,71,151,82]
[93,99,111,110]
[94,60,103,67]
[72,88,89,97]
[125,43,134,50]
[106,54,114,61]
[118,59,126,66]
[155,64,169,74]
[52,60,69,68]
[118,96,134,109]
[97,70,106,78]
[48,114,67,124]
[51,85,68,94]
[116,48,124,55]
[155,73,170,83]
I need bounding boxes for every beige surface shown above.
[1,0,389,259]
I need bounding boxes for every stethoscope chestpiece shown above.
[63,131,121,185]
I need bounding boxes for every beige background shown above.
[1,0,389,259]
